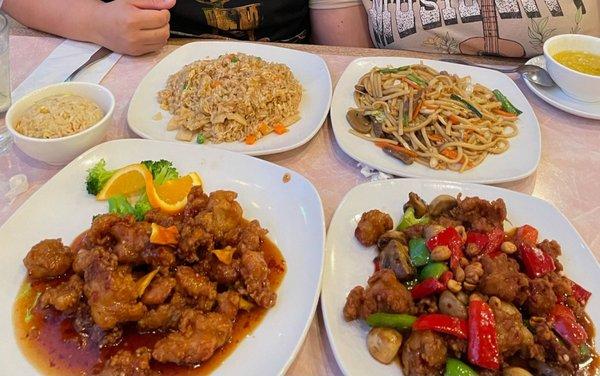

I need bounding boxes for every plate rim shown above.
[126,41,333,156]
[2,138,327,376]
[330,56,542,184]
[321,177,599,376]
[523,56,600,121]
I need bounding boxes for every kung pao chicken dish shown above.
[344,193,597,375]
[15,185,285,375]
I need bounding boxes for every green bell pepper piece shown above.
[450,94,483,118]
[397,207,430,231]
[444,358,478,376]
[420,262,449,280]
[409,238,430,267]
[492,89,522,115]
[378,66,410,74]
[366,312,417,330]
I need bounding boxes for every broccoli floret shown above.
[86,159,116,195]
[141,159,179,185]
[396,206,430,230]
[107,194,135,217]
[133,194,153,221]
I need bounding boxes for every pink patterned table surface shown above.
[1,34,600,375]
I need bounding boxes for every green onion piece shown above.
[378,66,410,74]
[492,89,522,115]
[407,73,428,87]
[231,56,239,63]
[402,112,409,127]
[409,238,430,267]
[25,292,42,323]
[196,133,205,144]
[420,262,449,280]
[444,358,479,376]
[450,94,483,118]
[579,343,592,360]
[366,312,417,330]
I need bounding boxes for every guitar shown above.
[459,0,525,57]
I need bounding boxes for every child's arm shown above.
[2,0,175,55]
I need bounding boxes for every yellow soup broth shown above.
[553,50,600,76]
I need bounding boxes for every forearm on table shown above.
[2,0,103,44]
[310,5,373,48]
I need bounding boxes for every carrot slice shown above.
[402,77,421,90]
[273,123,288,135]
[245,134,257,145]
[449,114,461,125]
[441,148,458,159]
[428,133,443,142]
[412,101,423,120]
[492,108,518,119]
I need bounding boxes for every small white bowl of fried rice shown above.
[5,82,114,165]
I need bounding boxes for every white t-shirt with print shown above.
[310,0,600,57]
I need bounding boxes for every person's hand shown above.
[94,0,176,56]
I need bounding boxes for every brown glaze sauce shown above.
[14,232,286,375]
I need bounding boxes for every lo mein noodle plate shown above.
[347,64,522,172]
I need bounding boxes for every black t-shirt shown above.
[103,0,309,43]
[170,0,309,43]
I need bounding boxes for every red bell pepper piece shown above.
[413,313,468,339]
[468,300,500,370]
[482,228,504,257]
[550,304,576,322]
[515,224,539,246]
[466,231,488,250]
[553,316,588,347]
[519,243,555,278]
[439,270,453,285]
[411,278,446,299]
[569,279,592,306]
[427,227,464,268]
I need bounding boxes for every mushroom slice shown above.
[367,327,403,364]
[377,230,407,250]
[429,194,458,217]
[383,147,414,165]
[380,240,415,281]
[354,84,367,94]
[346,109,372,134]
[371,118,385,138]
[403,192,428,218]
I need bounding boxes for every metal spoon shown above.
[65,47,112,82]
[439,58,556,87]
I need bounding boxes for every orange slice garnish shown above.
[96,164,153,201]
[147,172,202,214]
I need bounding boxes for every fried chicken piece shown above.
[489,296,535,358]
[84,213,133,248]
[401,330,447,376]
[99,347,156,376]
[142,276,176,306]
[237,220,267,253]
[448,196,507,233]
[110,221,151,264]
[82,248,146,329]
[355,210,393,247]
[23,239,73,279]
[152,310,233,365]
[141,245,176,268]
[195,190,243,246]
[39,274,83,311]
[479,253,529,305]
[182,186,209,221]
[175,266,217,310]
[138,292,187,331]
[216,291,240,320]
[343,269,414,321]
[240,250,276,308]
[178,225,213,263]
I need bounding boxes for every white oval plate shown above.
[0,139,325,376]
[331,57,541,184]
[523,55,600,120]
[127,41,332,156]
[322,178,599,376]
